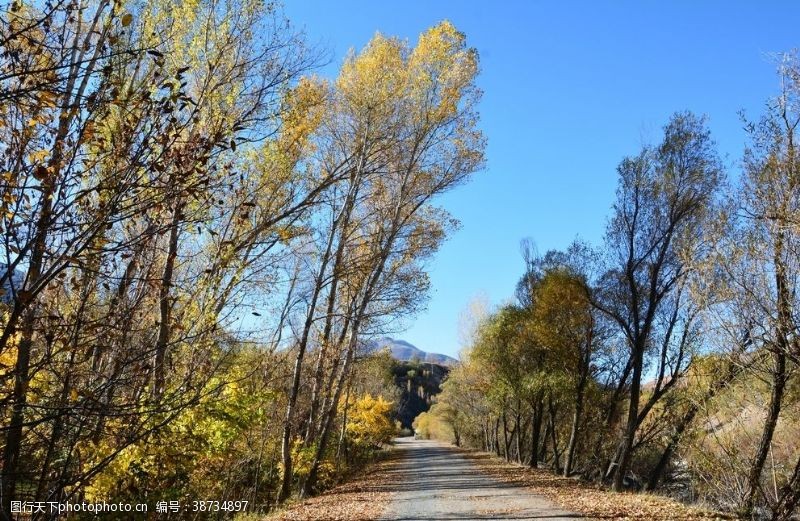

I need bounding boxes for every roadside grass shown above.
[461,449,737,520]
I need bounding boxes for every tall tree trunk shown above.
[612,345,643,491]
[336,379,353,465]
[502,411,510,460]
[153,201,182,400]
[278,315,318,500]
[0,12,102,511]
[302,330,358,497]
[540,415,551,463]
[514,409,522,463]
[741,350,787,517]
[530,396,544,468]
[742,229,792,517]
[548,397,561,474]
[306,202,353,442]
[494,417,501,456]
[564,373,587,477]
[278,202,344,501]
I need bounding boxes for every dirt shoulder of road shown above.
[265,449,400,521]
[461,449,735,520]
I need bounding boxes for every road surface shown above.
[380,438,583,520]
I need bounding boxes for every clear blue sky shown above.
[284,1,800,359]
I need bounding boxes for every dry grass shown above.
[462,450,738,520]
[265,450,401,521]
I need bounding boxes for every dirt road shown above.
[379,438,582,520]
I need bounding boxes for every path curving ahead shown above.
[380,438,583,521]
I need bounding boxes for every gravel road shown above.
[380,438,583,520]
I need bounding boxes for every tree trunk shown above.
[772,452,800,521]
[35,311,84,502]
[336,380,353,465]
[494,417,501,456]
[304,133,367,447]
[564,374,587,477]
[540,415,551,464]
[612,345,643,491]
[514,408,522,463]
[741,350,787,517]
[530,397,544,468]
[306,201,353,442]
[278,211,341,501]
[1,192,53,520]
[302,332,357,497]
[646,405,696,491]
[646,352,745,491]
[153,201,182,400]
[743,227,792,517]
[502,411,510,460]
[1,316,36,519]
[548,398,561,474]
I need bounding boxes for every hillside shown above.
[371,337,458,366]
[391,360,449,429]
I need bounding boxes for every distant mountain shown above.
[369,337,458,366]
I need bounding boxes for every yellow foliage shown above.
[280,77,328,158]
[83,349,279,503]
[336,20,480,136]
[0,314,20,396]
[412,410,452,441]
[346,394,395,447]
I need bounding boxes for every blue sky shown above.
[283,1,800,358]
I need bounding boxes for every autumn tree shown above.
[471,305,537,463]
[595,112,722,491]
[273,21,485,499]
[531,268,598,476]
[711,54,800,519]
[0,0,320,515]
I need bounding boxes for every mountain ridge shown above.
[369,337,458,366]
